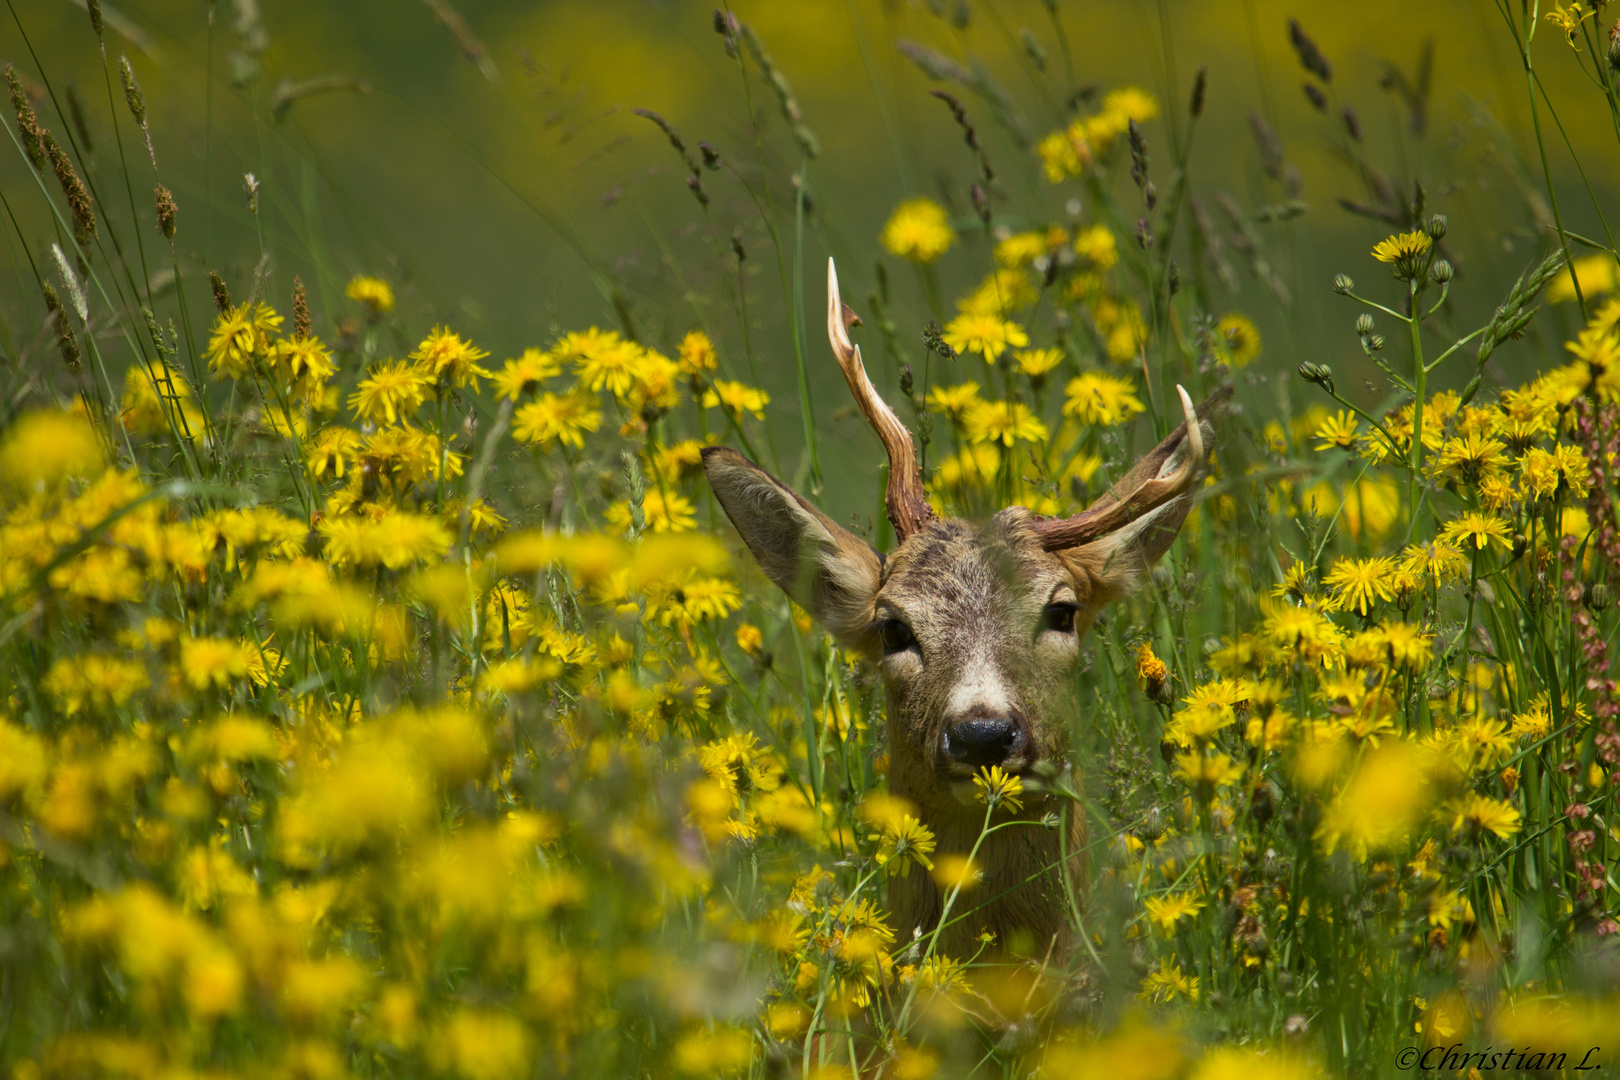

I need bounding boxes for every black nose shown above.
[943,717,1023,768]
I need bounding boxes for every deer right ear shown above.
[702,446,881,647]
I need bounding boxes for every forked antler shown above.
[827,258,936,539]
[1028,384,1212,551]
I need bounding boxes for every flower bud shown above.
[1426,213,1448,240]
[1367,334,1386,352]
[1588,583,1610,611]
[1355,314,1374,335]
[1333,273,1354,294]
[1298,362,1334,393]
[898,364,914,399]
[1432,259,1454,284]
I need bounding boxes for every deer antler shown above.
[1029,384,1212,552]
[827,258,936,540]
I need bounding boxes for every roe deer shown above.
[703,260,1220,961]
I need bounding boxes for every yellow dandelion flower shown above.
[963,400,1048,446]
[1370,230,1432,278]
[605,489,696,535]
[1215,312,1261,367]
[880,198,955,264]
[942,312,1029,360]
[1447,792,1522,839]
[345,275,395,313]
[701,379,770,421]
[178,636,253,690]
[1072,224,1118,269]
[1143,891,1205,933]
[1324,555,1397,615]
[492,348,561,401]
[677,330,719,376]
[1014,347,1065,379]
[349,360,430,425]
[869,813,936,877]
[206,303,281,379]
[1312,410,1358,451]
[1,408,105,492]
[319,511,453,569]
[512,391,602,449]
[926,381,983,422]
[410,325,491,390]
[1062,371,1146,425]
[1440,512,1512,551]
[972,764,1024,811]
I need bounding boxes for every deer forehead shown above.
[876,512,1075,641]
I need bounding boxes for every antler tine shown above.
[1030,383,1208,552]
[826,258,936,540]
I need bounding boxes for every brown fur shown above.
[701,413,1209,962]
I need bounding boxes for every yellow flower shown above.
[1440,511,1512,551]
[1447,792,1522,839]
[1014,347,1064,379]
[0,408,105,492]
[349,360,430,425]
[178,636,253,690]
[345,275,395,313]
[1143,891,1205,933]
[1138,958,1199,1003]
[492,348,561,400]
[1324,555,1397,615]
[1370,230,1432,277]
[513,391,602,449]
[1398,539,1470,587]
[605,489,696,534]
[1072,224,1118,268]
[735,623,763,653]
[1434,431,1509,486]
[1135,642,1168,690]
[319,511,453,569]
[1215,312,1261,367]
[880,198,955,263]
[956,268,1039,317]
[410,325,491,390]
[994,230,1052,267]
[942,312,1029,359]
[558,328,647,401]
[1313,410,1358,451]
[972,764,1024,811]
[1174,751,1245,794]
[1062,371,1146,426]
[1316,741,1433,856]
[206,303,282,379]
[869,813,936,877]
[432,1008,533,1080]
[701,380,770,420]
[963,400,1048,446]
[677,330,719,376]
[926,381,983,421]
[1549,252,1618,301]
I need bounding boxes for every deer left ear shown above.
[1056,402,1218,604]
[702,446,882,647]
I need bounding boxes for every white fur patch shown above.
[947,650,1012,719]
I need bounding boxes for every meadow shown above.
[3,0,1620,1076]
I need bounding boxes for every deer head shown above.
[702,260,1219,956]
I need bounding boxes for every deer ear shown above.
[702,447,881,645]
[1056,413,1213,604]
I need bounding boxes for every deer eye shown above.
[1041,602,1079,634]
[876,619,916,656]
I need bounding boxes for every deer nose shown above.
[943,717,1024,769]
